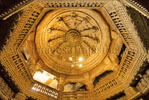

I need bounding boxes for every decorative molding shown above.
[120,0,149,19]
[0,0,34,20]
[0,0,147,100]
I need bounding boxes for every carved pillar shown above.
[83,73,94,90]
[14,93,26,100]
[124,86,140,100]
[109,30,122,64]
[57,74,65,91]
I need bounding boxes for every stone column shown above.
[83,73,94,91]
[57,74,65,91]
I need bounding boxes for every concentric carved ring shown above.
[65,29,81,47]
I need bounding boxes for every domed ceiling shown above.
[0,0,148,100]
[36,9,110,75]
[21,8,123,92]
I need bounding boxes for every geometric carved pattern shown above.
[0,0,147,100]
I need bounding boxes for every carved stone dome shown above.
[36,9,110,75]
[0,0,148,100]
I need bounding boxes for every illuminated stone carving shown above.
[36,9,110,74]
[0,0,147,100]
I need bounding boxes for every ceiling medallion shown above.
[65,29,81,47]
[36,9,110,74]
